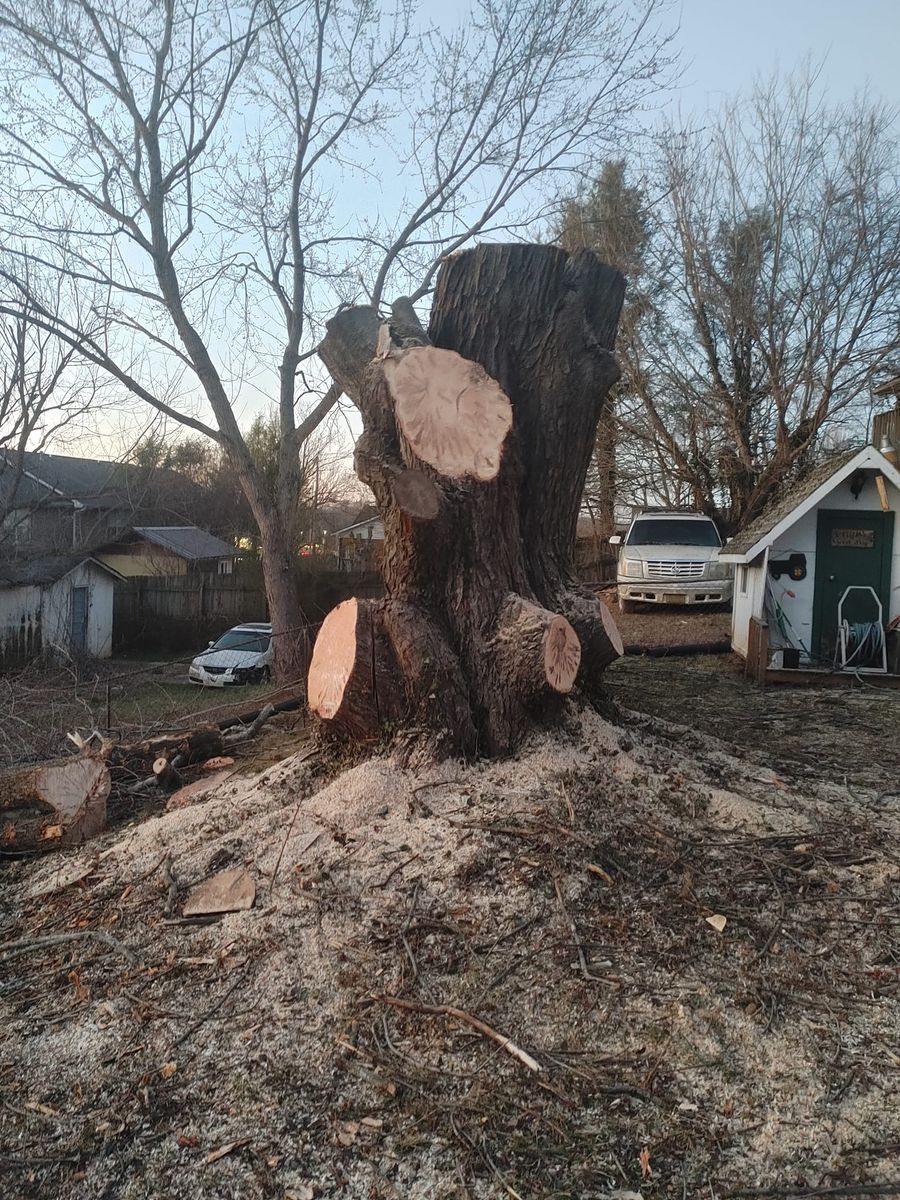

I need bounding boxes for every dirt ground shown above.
[2,662,900,1200]
[599,588,732,649]
[610,654,900,795]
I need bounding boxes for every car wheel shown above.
[618,595,637,614]
[259,666,271,685]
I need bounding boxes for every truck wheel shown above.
[618,595,637,614]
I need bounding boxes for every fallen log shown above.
[0,756,109,852]
[104,726,224,781]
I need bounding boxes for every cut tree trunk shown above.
[314,244,625,757]
[1,756,109,852]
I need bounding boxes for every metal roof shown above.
[132,526,237,560]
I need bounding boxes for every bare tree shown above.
[0,0,674,680]
[615,72,900,530]
[0,269,109,549]
[558,159,650,536]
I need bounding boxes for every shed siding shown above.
[732,470,900,661]
[0,562,115,662]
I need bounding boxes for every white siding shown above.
[0,561,115,662]
[731,469,900,660]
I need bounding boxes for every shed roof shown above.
[720,446,900,563]
[0,555,123,588]
[132,526,237,560]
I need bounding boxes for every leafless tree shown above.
[0,267,109,548]
[615,72,900,530]
[0,0,674,680]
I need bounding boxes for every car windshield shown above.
[209,630,270,653]
[626,519,721,547]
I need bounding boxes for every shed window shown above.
[739,565,749,595]
[217,558,233,575]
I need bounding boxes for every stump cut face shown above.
[308,598,358,720]
[544,617,581,693]
[383,346,512,482]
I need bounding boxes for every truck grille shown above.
[645,560,705,580]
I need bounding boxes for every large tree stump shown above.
[315,244,625,756]
[1,756,110,851]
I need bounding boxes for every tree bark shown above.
[1,756,109,851]
[256,511,310,685]
[314,244,624,757]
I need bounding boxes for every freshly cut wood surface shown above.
[308,598,359,721]
[182,867,256,917]
[493,596,582,697]
[0,756,109,851]
[543,615,582,693]
[599,600,624,659]
[383,346,512,482]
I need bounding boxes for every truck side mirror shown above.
[608,534,622,546]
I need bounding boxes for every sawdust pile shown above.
[2,705,899,1200]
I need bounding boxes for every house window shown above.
[739,565,749,595]
[217,558,233,575]
[2,509,31,545]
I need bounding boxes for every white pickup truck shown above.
[610,511,733,614]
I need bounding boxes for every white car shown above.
[611,511,733,613]
[188,622,273,687]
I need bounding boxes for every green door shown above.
[812,509,894,661]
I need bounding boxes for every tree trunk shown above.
[1,756,109,851]
[313,244,624,757]
[256,510,310,685]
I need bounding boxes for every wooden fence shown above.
[114,566,383,653]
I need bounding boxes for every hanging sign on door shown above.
[830,527,875,548]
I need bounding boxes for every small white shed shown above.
[0,555,121,666]
[719,446,900,678]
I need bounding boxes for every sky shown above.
[33,0,900,462]
[670,0,899,114]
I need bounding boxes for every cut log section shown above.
[307,598,405,740]
[493,597,581,695]
[382,346,512,482]
[0,756,109,852]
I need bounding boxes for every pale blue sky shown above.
[671,0,898,113]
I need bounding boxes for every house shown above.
[0,555,121,666]
[0,450,205,556]
[333,515,384,571]
[719,444,900,682]
[94,526,239,577]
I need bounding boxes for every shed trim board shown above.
[719,446,900,564]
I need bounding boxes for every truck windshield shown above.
[626,519,721,547]
[211,630,271,653]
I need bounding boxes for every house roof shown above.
[719,446,900,563]
[333,516,384,537]
[0,554,124,588]
[0,450,199,512]
[132,526,237,560]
